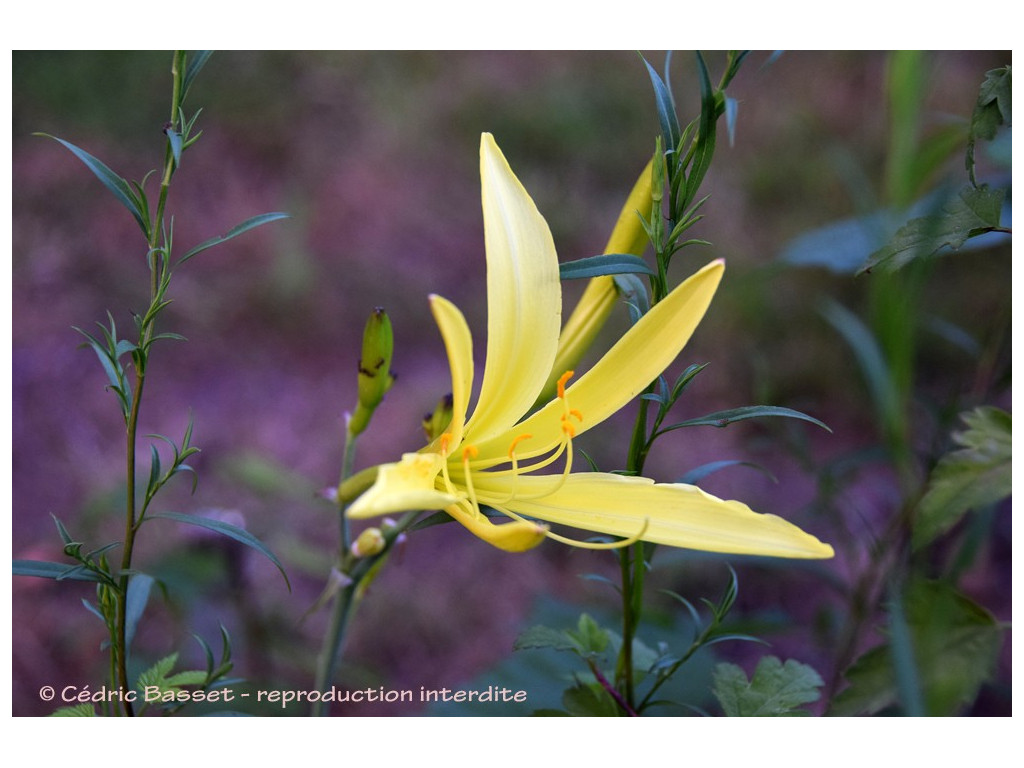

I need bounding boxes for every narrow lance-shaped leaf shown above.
[682,51,719,210]
[145,512,290,590]
[124,573,155,653]
[642,56,681,155]
[656,405,830,437]
[36,134,149,236]
[182,51,214,102]
[178,212,290,265]
[559,254,656,280]
[13,560,104,582]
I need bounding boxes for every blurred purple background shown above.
[11,51,1010,715]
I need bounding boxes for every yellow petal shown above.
[603,156,655,256]
[537,157,654,404]
[477,259,725,459]
[465,133,561,445]
[347,453,459,519]
[427,294,474,448]
[478,473,834,559]
[445,503,549,553]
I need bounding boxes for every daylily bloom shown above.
[348,134,833,559]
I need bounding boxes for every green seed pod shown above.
[421,393,454,441]
[349,308,395,436]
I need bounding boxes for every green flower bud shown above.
[350,527,386,558]
[421,393,454,441]
[349,308,395,436]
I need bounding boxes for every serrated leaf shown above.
[559,253,656,280]
[562,681,620,717]
[713,656,824,716]
[914,407,1011,549]
[146,511,290,590]
[49,703,97,717]
[967,66,1011,184]
[831,579,1003,716]
[136,653,179,693]
[164,670,208,687]
[38,134,149,235]
[657,405,830,435]
[13,559,104,582]
[860,185,1006,273]
[513,625,579,653]
[177,212,289,265]
[567,613,609,656]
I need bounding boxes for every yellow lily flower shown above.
[348,134,833,560]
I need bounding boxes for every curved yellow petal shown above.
[464,133,561,444]
[476,473,834,559]
[445,503,549,553]
[347,453,459,519]
[476,259,725,459]
[538,157,655,404]
[427,294,474,448]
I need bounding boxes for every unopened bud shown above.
[350,308,395,436]
[350,527,386,558]
[422,393,454,441]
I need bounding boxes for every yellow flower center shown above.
[438,370,647,550]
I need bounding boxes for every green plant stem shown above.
[338,425,358,552]
[111,51,185,717]
[588,657,637,716]
[313,508,419,715]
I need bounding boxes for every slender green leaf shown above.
[37,134,149,235]
[182,51,214,101]
[612,273,649,325]
[559,254,656,280]
[125,573,155,652]
[821,300,900,433]
[713,656,824,716]
[683,52,718,209]
[13,559,104,582]
[888,583,925,716]
[146,512,290,590]
[724,96,739,147]
[657,405,830,436]
[166,128,183,169]
[177,212,289,265]
[641,55,681,155]
[678,460,777,486]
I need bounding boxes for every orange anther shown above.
[556,370,575,399]
[561,421,577,438]
[569,409,583,422]
[507,434,533,458]
[462,444,479,462]
[439,433,453,455]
